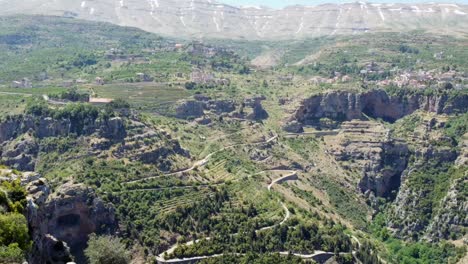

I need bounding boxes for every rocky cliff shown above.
[175,97,269,121]
[0,115,125,144]
[290,89,468,129]
[425,176,467,241]
[25,177,117,263]
[385,115,465,241]
[0,114,126,171]
[327,120,408,198]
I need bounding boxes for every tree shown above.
[84,234,130,264]
[0,212,30,264]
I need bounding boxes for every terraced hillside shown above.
[0,15,466,264]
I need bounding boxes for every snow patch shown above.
[295,15,304,34]
[213,11,220,32]
[89,7,95,15]
[180,16,186,27]
[454,10,467,15]
[378,7,385,22]
[241,5,263,10]
[438,4,459,8]
[81,1,86,8]
[411,6,420,12]
[331,8,343,36]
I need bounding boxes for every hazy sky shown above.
[219,0,468,8]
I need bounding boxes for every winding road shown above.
[156,169,297,264]
[121,132,359,263]
[124,134,278,184]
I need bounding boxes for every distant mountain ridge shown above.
[0,0,467,39]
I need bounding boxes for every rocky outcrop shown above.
[175,100,205,119]
[205,100,236,114]
[0,114,129,171]
[0,114,127,144]
[388,158,460,240]
[283,121,304,133]
[328,121,408,198]
[0,132,38,171]
[289,89,468,129]
[175,99,237,119]
[112,120,190,171]
[248,100,269,120]
[425,177,467,241]
[26,178,117,263]
[98,117,126,140]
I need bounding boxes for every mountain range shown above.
[1,0,467,39]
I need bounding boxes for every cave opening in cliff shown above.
[362,103,397,123]
[57,214,81,227]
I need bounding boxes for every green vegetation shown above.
[444,113,468,144]
[199,253,304,264]
[0,14,466,264]
[49,88,89,102]
[171,219,351,259]
[371,213,466,264]
[317,177,368,229]
[400,162,466,234]
[0,179,30,263]
[84,234,130,264]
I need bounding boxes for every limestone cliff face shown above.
[175,97,269,121]
[0,133,38,171]
[0,114,128,173]
[425,177,467,241]
[0,115,126,144]
[291,89,468,129]
[328,121,408,198]
[175,100,205,119]
[388,150,461,240]
[26,178,117,263]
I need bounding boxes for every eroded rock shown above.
[26,179,117,263]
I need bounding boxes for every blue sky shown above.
[219,0,468,9]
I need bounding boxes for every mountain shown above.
[0,0,467,39]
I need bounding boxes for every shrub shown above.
[84,234,130,264]
[0,213,30,252]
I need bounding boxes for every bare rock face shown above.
[0,118,22,142]
[26,179,117,263]
[32,117,74,139]
[425,177,468,241]
[455,133,468,167]
[205,100,236,114]
[283,121,304,133]
[328,121,408,198]
[112,120,190,171]
[98,116,127,140]
[248,100,269,120]
[0,114,128,170]
[290,89,468,129]
[175,100,205,119]
[0,114,128,145]
[175,99,238,119]
[0,133,38,171]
